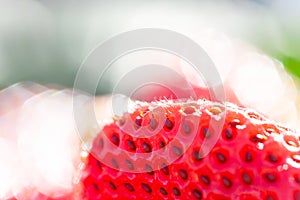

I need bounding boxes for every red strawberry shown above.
[81,99,300,200]
[130,80,240,105]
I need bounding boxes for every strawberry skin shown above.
[81,99,300,200]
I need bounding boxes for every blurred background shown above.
[0,0,299,94]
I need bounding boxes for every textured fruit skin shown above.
[133,83,240,105]
[82,99,300,200]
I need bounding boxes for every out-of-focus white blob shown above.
[0,82,47,116]
[0,139,18,199]
[17,90,86,198]
[106,50,182,89]
[227,50,299,129]
[0,83,48,200]
[194,30,235,82]
[179,30,235,88]
[78,95,115,150]
[180,30,299,129]
[105,50,203,100]
[0,83,93,199]
[229,53,284,111]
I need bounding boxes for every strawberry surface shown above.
[82,99,300,200]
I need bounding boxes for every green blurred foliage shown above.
[281,57,300,79]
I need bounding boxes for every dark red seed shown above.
[251,133,267,143]
[222,176,232,188]
[145,164,154,175]
[109,182,116,190]
[245,151,253,162]
[96,160,101,169]
[268,154,278,163]
[124,183,134,192]
[200,175,210,185]
[127,140,136,151]
[294,174,300,184]
[135,116,142,127]
[111,134,119,146]
[179,169,188,180]
[165,118,174,130]
[230,119,241,127]
[159,141,166,148]
[242,173,252,185]
[216,152,227,163]
[99,138,104,147]
[111,158,119,169]
[160,188,168,195]
[294,190,300,200]
[161,163,169,175]
[93,183,100,191]
[125,159,134,170]
[225,129,233,140]
[268,193,278,200]
[183,122,191,134]
[264,173,277,182]
[150,118,158,130]
[202,127,211,138]
[142,142,152,153]
[172,146,183,157]
[266,196,275,200]
[141,183,152,194]
[173,187,181,196]
[192,189,203,199]
[193,150,203,161]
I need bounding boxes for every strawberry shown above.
[81,99,300,200]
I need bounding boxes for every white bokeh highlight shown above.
[0,84,90,199]
[181,31,299,129]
